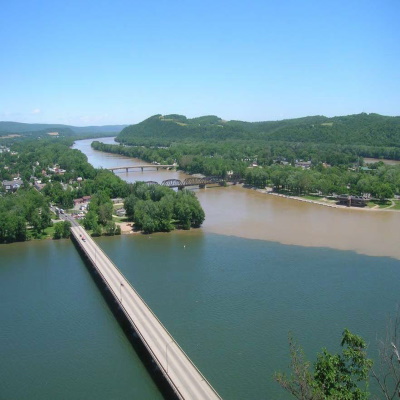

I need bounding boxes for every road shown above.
[70,222,222,400]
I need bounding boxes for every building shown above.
[73,196,92,206]
[2,179,23,192]
[336,194,368,207]
[295,161,312,169]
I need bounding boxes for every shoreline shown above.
[253,187,400,212]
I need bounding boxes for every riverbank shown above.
[253,187,400,212]
[73,137,400,260]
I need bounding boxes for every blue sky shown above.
[1,0,399,126]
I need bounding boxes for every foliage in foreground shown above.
[275,329,373,400]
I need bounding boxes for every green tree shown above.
[61,221,71,238]
[53,221,71,239]
[275,329,373,400]
[53,222,63,239]
[373,183,394,201]
[91,222,103,237]
[83,210,98,230]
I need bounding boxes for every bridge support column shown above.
[178,185,184,191]
[199,184,206,189]
[126,168,129,172]
[141,167,143,172]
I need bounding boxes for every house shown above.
[336,194,367,207]
[295,161,312,169]
[73,196,91,206]
[34,181,46,191]
[116,208,126,217]
[2,179,23,192]
[48,165,66,175]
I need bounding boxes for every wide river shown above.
[1,137,399,399]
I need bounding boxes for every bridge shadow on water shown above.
[71,235,179,400]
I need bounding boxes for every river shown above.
[77,137,400,260]
[0,137,399,400]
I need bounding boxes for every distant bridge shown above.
[145,175,244,189]
[108,164,176,172]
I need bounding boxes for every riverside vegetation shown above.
[276,311,400,400]
[92,113,400,202]
[0,138,205,243]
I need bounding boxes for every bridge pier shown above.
[199,184,206,189]
[141,167,144,172]
[126,168,129,172]
[178,185,185,190]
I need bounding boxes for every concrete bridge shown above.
[108,164,176,172]
[70,225,222,400]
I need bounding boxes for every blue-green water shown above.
[1,232,399,399]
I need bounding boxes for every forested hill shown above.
[0,121,127,138]
[117,113,400,147]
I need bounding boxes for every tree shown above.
[275,334,324,400]
[124,193,138,219]
[371,309,400,400]
[373,183,394,202]
[53,222,63,239]
[173,190,205,229]
[83,210,98,230]
[53,221,70,239]
[91,222,103,237]
[105,221,118,236]
[62,221,71,238]
[275,330,373,400]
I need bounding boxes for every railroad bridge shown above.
[145,175,243,189]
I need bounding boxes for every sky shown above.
[1,0,399,126]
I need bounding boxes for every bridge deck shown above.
[108,164,175,171]
[70,226,221,400]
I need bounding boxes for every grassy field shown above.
[391,200,400,210]
[27,224,56,240]
[301,194,326,201]
[366,200,392,209]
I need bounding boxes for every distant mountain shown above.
[0,121,127,137]
[117,113,400,148]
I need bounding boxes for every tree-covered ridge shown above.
[0,121,127,138]
[117,113,400,149]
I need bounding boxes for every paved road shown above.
[70,225,221,400]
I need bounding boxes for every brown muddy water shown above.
[74,137,400,260]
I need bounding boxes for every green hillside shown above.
[0,121,127,138]
[117,113,400,148]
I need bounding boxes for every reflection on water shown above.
[74,137,400,259]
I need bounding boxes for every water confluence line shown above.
[70,225,222,400]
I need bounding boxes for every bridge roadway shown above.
[108,164,176,171]
[70,225,221,400]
